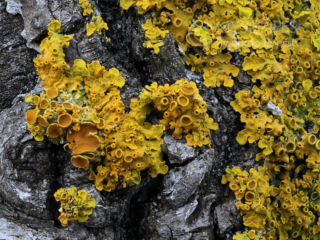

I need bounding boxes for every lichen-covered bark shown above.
[0,0,259,239]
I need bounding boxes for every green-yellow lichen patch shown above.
[87,16,109,36]
[54,187,96,227]
[142,19,169,54]
[79,0,93,16]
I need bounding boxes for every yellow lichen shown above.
[26,20,217,194]
[79,0,93,16]
[145,79,218,147]
[54,187,96,227]
[103,0,320,237]
[217,0,320,236]
[33,20,72,91]
[87,16,109,36]
[142,19,169,54]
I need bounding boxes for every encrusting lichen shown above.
[54,187,96,227]
[25,20,218,195]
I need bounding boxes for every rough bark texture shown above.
[0,0,260,239]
